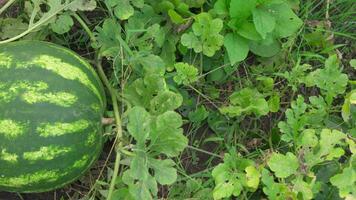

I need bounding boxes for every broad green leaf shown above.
[267,152,299,178]
[229,0,256,22]
[267,2,302,38]
[150,111,187,157]
[127,107,151,144]
[224,33,249,65]
[249,36,281,57]
[252,6,276,39]
[149,159,177,185]
[131,152,149,180]
[236,21,262,41]
[213,0,228,15]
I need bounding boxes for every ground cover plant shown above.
[0,0,355,199]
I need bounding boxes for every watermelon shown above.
[0,41,106,192]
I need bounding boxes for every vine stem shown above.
[97,60,123,200]
[0,0,15,16]
[72,12,96,43]
[73,14,124,199]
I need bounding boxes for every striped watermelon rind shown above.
[0,41,106,193]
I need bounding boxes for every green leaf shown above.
[150,91,183,114]
[268,93,281,113]
[252,6,276,39]
[181,13,224,57]
[213,0,228,15]
[350,59,356,69]
[245,166,261,189]
[249,36,281,57]
[68,0,97,11]
[168,9,185,24]
[267,152,299,178]
[93,19,122,58]
[266,2,302,38]
[0,18,27,39]
[220,88,269,117]
[114,0,134,20]
[181,32,202,52]
[149,159,177,185]
[188,106,209,123]
[212,153,259,199]
[173,62,199,85]
[330,159,356,198]
[224,33,249,65]
[127,107,151,144]
[229,0,256,22]
[236,21,262,41]
[306,55,348,104]
[131,152,149,180]
[138,54,166,76]
[50,13,74,34]
[150,111,188,157]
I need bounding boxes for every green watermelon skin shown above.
[0,41,106,193]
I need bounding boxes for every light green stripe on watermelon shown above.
[0,170,63,187]
[28,55,103,105]
[0,53,12,68]
[0,81,77,107]
[0,120,26,138]
[72,155,90,168]
[36,120,90,137]
[0,81,48,103]
[85,132,97,146]
[23,146,71,161]
[0,149,18,163]
[22,91,77,107]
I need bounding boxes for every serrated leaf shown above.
[173,62,199,85]
[50,13,74,34]
[0,18,27,39]
[267,152,299,178]
[150,91,183,114]
[150,111,187,157]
